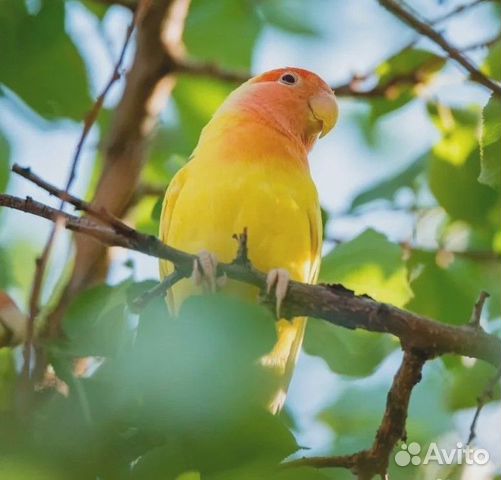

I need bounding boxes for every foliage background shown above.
[0,0,500,479]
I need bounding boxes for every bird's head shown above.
[218,67,339,152]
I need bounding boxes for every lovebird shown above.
[159,67,338,413]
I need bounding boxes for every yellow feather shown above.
[159,80,324,413]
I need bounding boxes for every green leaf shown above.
[184,0,262,69]
[367,49,445,122]
[80,0,110,19]
[406,251,501,325]
[144,77,232,184]
[310,230,409,376]
[482,40,501,81]
[59,281,132,357]
[0,349,16,412]
[0,248,13,289]
[445,360,500,411]
[0,0,91,119]
[479,95,501,190]
[258,0,320,36]
[350,154,426,211]
[304,320,396,377]
[427,104,498,223]
[320,229,412,307]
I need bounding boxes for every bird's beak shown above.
[308,91,339,138]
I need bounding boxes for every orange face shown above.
[239,67,339,150]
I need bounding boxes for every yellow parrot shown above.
[159,67,338,413]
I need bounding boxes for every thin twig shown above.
[12,164,135,235]
[378,0,501,96]
[431,0,491,24]
[468,291,490,328]
[463,32,501,51]
[129,270,185,312]
[467,364,501,444]
[21,6,138,382]
[2,192,500,368]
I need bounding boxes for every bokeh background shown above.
[1,1,500,479]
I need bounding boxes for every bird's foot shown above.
[192,250,226,293]
[266,268,290,318]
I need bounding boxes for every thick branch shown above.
[1,193,500,368]
[49,0,192,336]
[378,0,501,97]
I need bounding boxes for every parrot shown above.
[159,67,338,413]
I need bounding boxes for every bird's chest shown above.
[168,162,316,280]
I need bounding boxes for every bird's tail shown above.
[260,317,307,414]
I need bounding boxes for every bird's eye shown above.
[279,73,298,85]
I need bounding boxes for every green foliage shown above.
[427,104,498,225]
[305,321,395,377]
[479,95,501,190]
[258,0,320,36]
[349,154,426,211]
[444,359,500,411]
[483,40,501,81]
[0,0,91,120]
[320,229,412,306]
[1,2,500,479]
[366,49,445,126]
[184,0,262,70]
[304,229,411,377]
[406,251,501,325]
[0,294,302,479]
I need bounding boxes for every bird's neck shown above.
[195,110,311,171]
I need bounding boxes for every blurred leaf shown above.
[304,320,396,377]
[80,0,110,19]
[445,360,500,410]
[145,77,232,184]
[122,295,296,478]
[59,281,132,357]
[0,248,13,288]
[366,49,445,124]
[406,251,501,325]
[427,104,498,224]
[320,229,412,307]
[258,0,320,36]
[482,40,501,81]
[479,95,501,190]
[134,195,161,235]
[184,0,262,69]
[0,349,15,411]
[0,131,10,193]
[376,49,444,89]
[350,154,426,211]
[0,0,91,119]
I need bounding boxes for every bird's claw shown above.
[266,268,290,319]
[192,250,226,293]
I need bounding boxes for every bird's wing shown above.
[158,165,188,281]
[307,202,323,284]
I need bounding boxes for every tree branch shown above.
[378,0,501,97]
[287,350,427,479]
[20,3,139,383]
[467,363,501,445]
[1,192,500,368]
[47,0,192,337]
